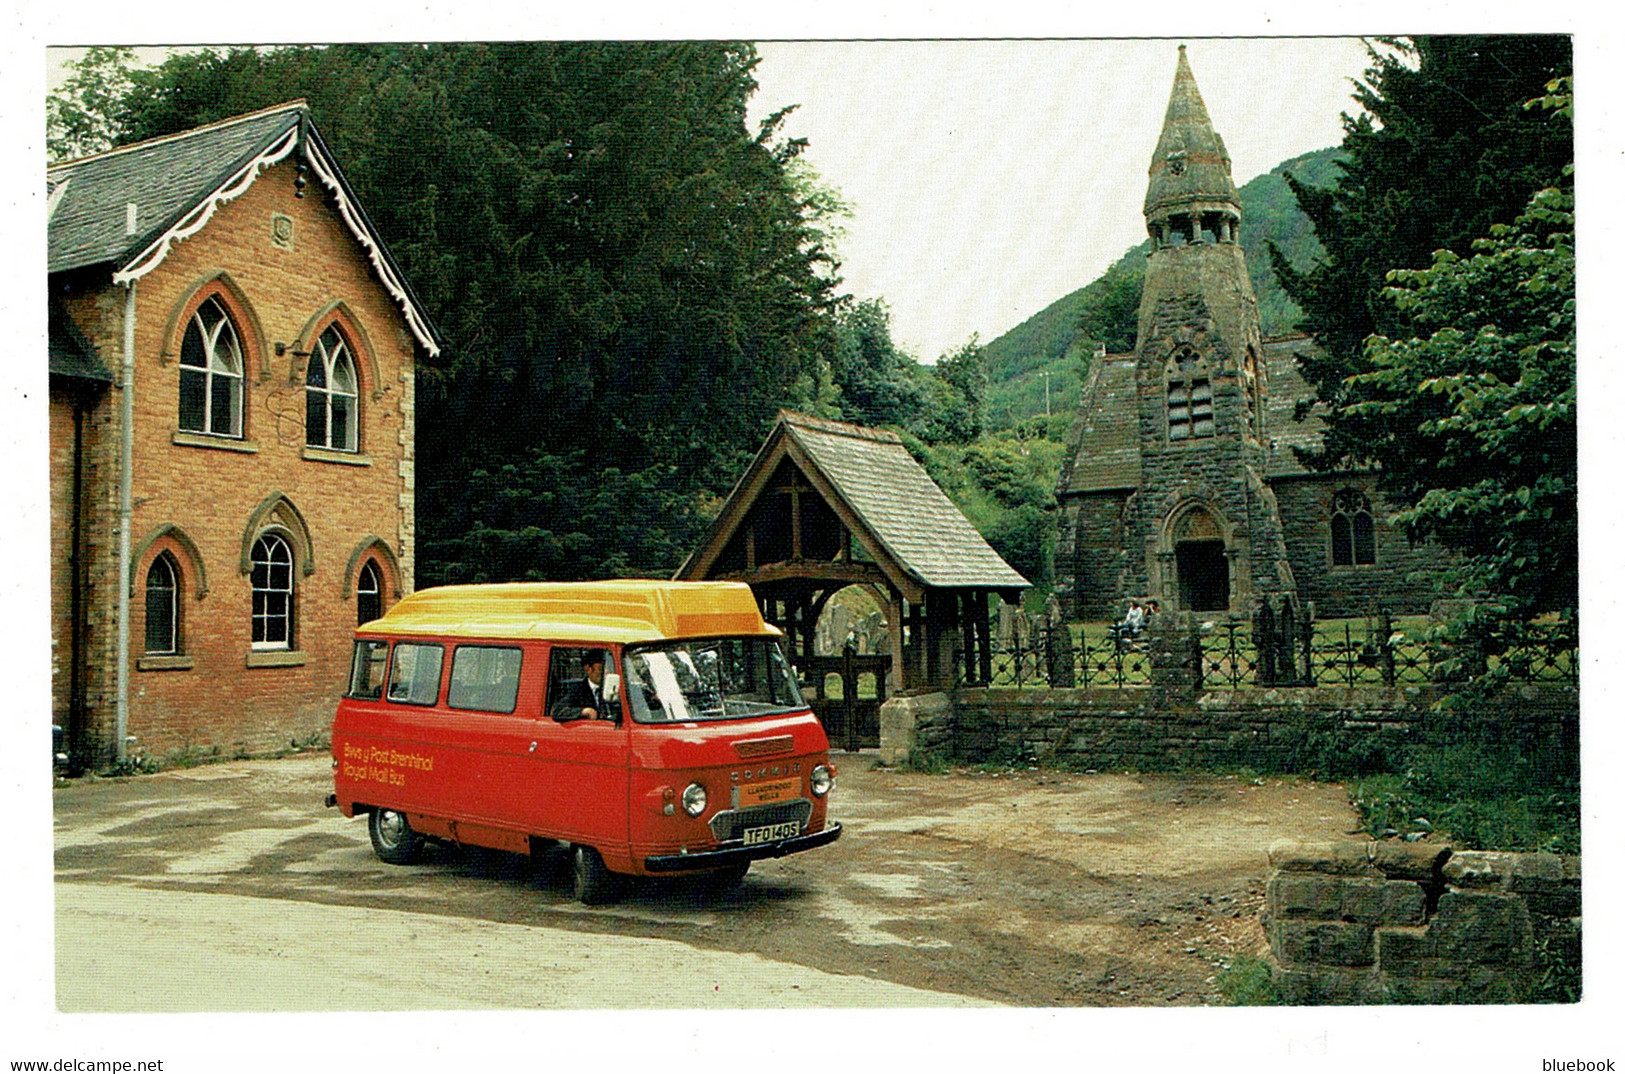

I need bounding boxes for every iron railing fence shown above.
[977,631,1153,689]
[958,619,1577,691]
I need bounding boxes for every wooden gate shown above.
[804,647,888,751]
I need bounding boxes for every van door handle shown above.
[529,741,538,753]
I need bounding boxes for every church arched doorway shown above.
[1176,539,1229,611]
[1167,504,1231,612]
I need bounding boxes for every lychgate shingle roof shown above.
[783,415,1029,591]
[679,412,1028,596]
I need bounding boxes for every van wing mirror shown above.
[602,672,621,705]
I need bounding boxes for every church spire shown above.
[1143,45,1240,245]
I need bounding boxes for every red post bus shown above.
[327,580,840,903]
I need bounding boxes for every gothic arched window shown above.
[1331,489,1376,567]
[179,296,244,437]
[357,559,383,626]
[306,325,359,451]
[251,532,295,648]
[144,553,180,655]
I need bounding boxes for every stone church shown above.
[1055,47,1441,621]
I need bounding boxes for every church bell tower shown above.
[1124,46,1296,613]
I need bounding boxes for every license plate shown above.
[742,821,802,846]
[736,777,798,808]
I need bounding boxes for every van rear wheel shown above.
[572,845,623,905]
[369,808,422,865]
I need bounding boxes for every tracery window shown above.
[179,296,244,437]
[144,553,180,655]
[1167,347,1214,441]
[305,325,359,451]
[251,533,295,648]
[1331,489,1376,567]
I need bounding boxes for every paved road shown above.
[52,750,1358,1010]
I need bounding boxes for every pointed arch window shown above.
[1167,347,1214,441]
[144,553,180,655]
[1331,490,1376,567]
[251,533,295,648]
[306,325,359,451]
[357,559,383,626]
[179,296,244,437]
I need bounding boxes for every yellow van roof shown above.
[361,580,781,644]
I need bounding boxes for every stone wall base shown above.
[1264,840,1580,1004]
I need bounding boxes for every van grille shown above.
[708,799,813,843]
[734,735,795,759]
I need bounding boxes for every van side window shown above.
[547,647,615,720]
[387,642,445,706]
[447,645,523,713]
[348,639,389,699]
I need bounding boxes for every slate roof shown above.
[1057,355,1141,494]
[783,415,1030,591]
[46,101,440,356]
[1058,335,1330,495]
[1259,336,1329,478]
[48,105,304,276]
[48,299,112,383]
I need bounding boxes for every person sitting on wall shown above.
[551,651,613,720]
[1110,600,1146,651]
[1122,600,1146,637]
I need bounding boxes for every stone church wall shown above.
[1273,477,1444,619]
[1059,492,1132,620]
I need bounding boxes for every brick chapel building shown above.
[48,102,441,771]
[1055,48,1442,621]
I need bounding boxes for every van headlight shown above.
[681,782,708,817]
[810,765,833,797]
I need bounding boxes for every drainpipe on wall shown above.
[115,278,135,763]
[68,393,90,776]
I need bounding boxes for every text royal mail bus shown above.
[327,580,840,902]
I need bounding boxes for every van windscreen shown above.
[623,638,804,723]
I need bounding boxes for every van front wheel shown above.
[572,845,623,905]
[369,808,422,865]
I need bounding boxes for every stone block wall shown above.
[1264,840,1580,1003]
[881,684,1574,777]
[876,692,954,767]
[914,688,1425,772]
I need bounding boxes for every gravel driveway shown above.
[53,750,1359,1009]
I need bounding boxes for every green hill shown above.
[982,146,1345,431]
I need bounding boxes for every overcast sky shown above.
[748,38,1373,360]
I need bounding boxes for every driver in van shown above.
[551,651,613,720]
